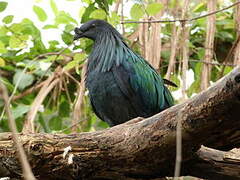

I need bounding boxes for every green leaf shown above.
[9,35,29,49]
[0,57,5,66]
[193,2,206,13]
[0,1,7,12]
[0,77,15,92]
[64,53,86,70]
[82,0,92,4]
[130,4,144,20]
[48,40,59,48]
[9,36,23,49]
[146,3,163,16]
[49,116,62,131]
[108,12,120,26]
[65,24,74,32]
[13,71,34,90]
[33,5,47,22]
[223,66,233,76]
[61,32,73,45]
[73,53,86,61]
[81,3,96,23]
[2,15,14,24]
[55,11,77,25]
[50,0,58,15]
[12,104,30,119]
[90,9,107,20]
[79,7,86,18]
[0,41,7,53]
[43,24,58,29]
[59,101,70,117]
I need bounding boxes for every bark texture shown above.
[0,67,240,180]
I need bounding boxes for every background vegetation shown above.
[0,0,238,133]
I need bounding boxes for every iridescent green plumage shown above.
[74,20,174,126]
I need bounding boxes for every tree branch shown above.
[121,1,240,24]
[0,67,240,179]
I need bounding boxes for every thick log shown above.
[184,146,240,180]
[0,67,240,180]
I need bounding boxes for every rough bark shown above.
[0,67,240,180]
[185,146,240,180]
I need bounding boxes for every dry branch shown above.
[72,63,87,133]
[121,1,240,24]
[201,0,216,91]
[183,146,240,179]
[0,67,240,180]
[234,0,240,65]
[0,80,36,180]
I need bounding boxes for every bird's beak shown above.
[73,27,84,41]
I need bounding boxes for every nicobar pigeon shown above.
[74,20,174,127]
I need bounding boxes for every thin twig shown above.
[72,63,87,133]
[174,109,183,178]
[62,75,72,104]
[121,1,240,24]
[12,81,46,101]
[219,34,240,78]
[23,73,60,133]
[121,0,125,34]
[190,59,236,66]
[0,80,36,180]
[160,59,236,70]
[64,71,81,85]
[59,118,88,133]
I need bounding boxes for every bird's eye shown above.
[92,23,96,27]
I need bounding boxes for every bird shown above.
[74,19,174,127]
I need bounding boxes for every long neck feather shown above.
[88,31,136,73]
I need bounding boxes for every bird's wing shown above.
[113,51,174,114]
[89,96,105,120]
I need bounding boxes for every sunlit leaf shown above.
[62,32,73,45]
[0,41,7,53]
[2,15,13,24]
[55,11,77,25]
[130,4,144,20]
[50,0,58,15]
[0,1,7,12]
[43,24,58,29]
[79,6,86,18]
[193,2,206,12]
[9,35,23,48]
[146,3,163,16]
[33,5,47,22]
[90,9,107,20]
[81,3,95,23]
[64,53,86,70]
[82,0,92,4]
[0,57,5,66]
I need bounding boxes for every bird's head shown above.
[73,19,122,41]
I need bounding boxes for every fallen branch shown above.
[183,146,240,179]
[0,67,240,180]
